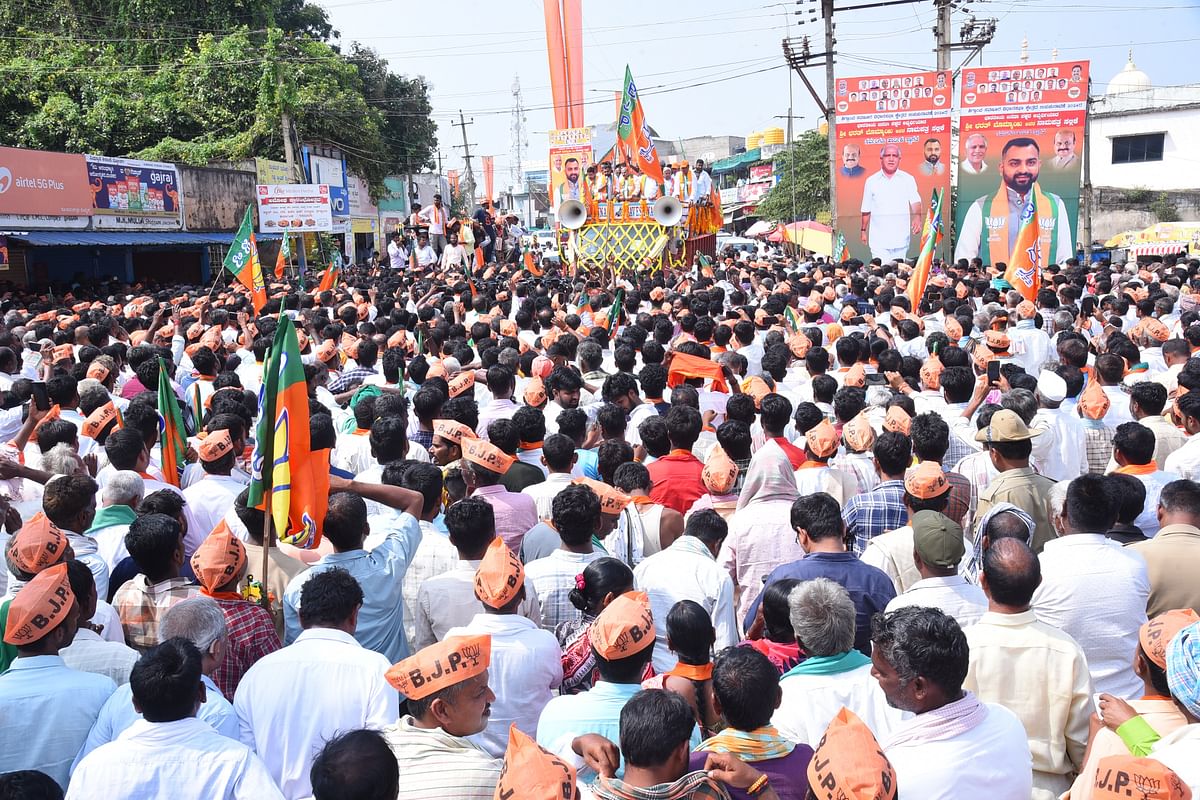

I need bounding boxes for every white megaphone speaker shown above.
[651,196,683,227]
[558,199,588,230]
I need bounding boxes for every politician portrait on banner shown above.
[834,71,953,264]
[954,60,1089,267]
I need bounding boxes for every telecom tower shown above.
[510,75,528,192]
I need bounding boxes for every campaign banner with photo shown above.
[87,156,182,230]
[255,184,333,232]
[549,126,593,215]
[953,60,1089,267]
[834,70,952,264]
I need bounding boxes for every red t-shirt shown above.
[772,437,806,470]
[648,449,706,515]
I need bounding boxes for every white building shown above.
[1090,53,1200,192]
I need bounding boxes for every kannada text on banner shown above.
[549,127,593,215]
[953,60,1089,267]
[834,70,953,264]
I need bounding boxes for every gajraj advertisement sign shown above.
[834,70,952,263]
[0,147,91,229]
[255,184,334,232]
[953,60,1089,267]
[549,127,593,213]
[87,156,182,230]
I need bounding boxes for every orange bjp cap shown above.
[1092,756,1191,800]
[843,412,876,453]
[434,420,477,445]
[81,402,118,440]
[805,419,839,459]
[494,725,576,800]
[463,438,516,475]
[591,591,655,660]
[844,363,866,388]
[883,405,912,435]
[6,513,68,574]
[702,447,739,495]
[3,562,75,646]
[198,429,235,463]
[905,461,949,500]
[189,521,246,593]
[1140,608,1200,669]
[385,635,492,700]
[807,708,897,800]
[1079,379,1110,421]
[474,538,524,609]
[449,371,476,398]
[573,477,632,515]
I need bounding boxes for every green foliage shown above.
[0,0,435,194]
[1151,192,1180,223]
[755,131,830,223]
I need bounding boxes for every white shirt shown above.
[333,430,376,476]
[418,203,448,235]
[1122,468,1182,537]
[233,627,399,800]
[400,520,459,646]
[885,702,1033,800]
[1165,433,1200,482]
[388,240,409,268]
[885,575,988,628]
[1032,406,1087,482]
[92,520,133,572]
[860,169,920,255]
[1008,321,1052,375]
[476,398,520,439]
[414,244,437,267]
[633,535,739,674]
[689,170,713,204]
[445,613,563,758]
[60,627,140,686]
[67,717,283,800]
[1151,724,1200,794]
[772,662,906,746]
[441,244,468,270]
[413,559,542,649]
[182,474,249,547]
[1032,534,1150,698]
[522,473,574,520]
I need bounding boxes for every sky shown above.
[320,0,1200,191]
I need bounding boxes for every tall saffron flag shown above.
[248,314,328,548]
[1005,196,1042,302]
[907,188,945,309]
[273,233,290,280]
[224,207,268,313]
[617,66,664,187]
[156,357,186,488]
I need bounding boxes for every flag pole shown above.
[257,344,275,613]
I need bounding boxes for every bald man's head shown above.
[983,510,1031,546]
[982,537,1040,608]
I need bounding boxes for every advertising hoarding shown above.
[87,156,183,230]
[255,184,333,232]
[953,60,1089,266]
[834,70,953,263]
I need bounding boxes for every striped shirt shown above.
[386,716,502,800]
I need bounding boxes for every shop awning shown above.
[711,149,762,174]
[1130,241,1188,257]
[6,231,282,246]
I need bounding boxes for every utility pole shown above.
[823,0,836,236]
[1082,79,1093,263]
[935,0,953,72]
[452,110,478,211]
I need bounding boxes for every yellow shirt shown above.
[964,609,1092,800]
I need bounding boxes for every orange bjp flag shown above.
[1004,195,1042,303]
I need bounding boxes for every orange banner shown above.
[543,0,569,130]
[482,156,495,208]
[563,0,584,128]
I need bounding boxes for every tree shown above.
[755,131,830,223]
[0,0,435,194]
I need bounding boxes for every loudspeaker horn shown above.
[651,196,683,227]
[557,199,588,230]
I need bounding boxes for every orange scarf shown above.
[668,662,713,681]
[1115,461,1158,476]
[982,183,1055,266]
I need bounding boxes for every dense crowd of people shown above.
[0,242,1199,800]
